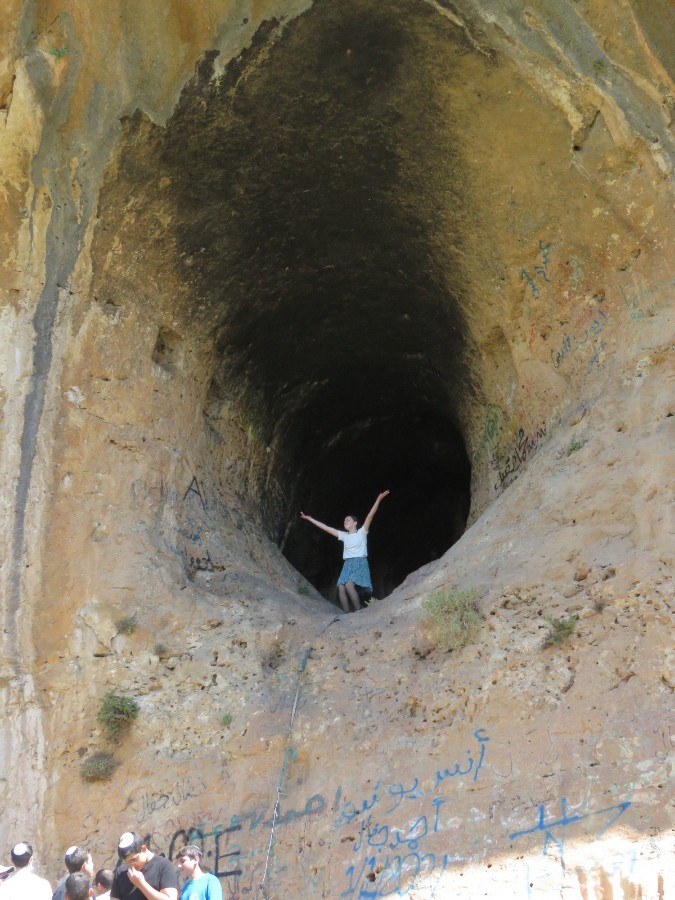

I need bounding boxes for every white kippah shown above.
[12,843,29,856]
[65,846,78,856]
[118,833,134,850]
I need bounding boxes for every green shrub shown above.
[80,752,119,782]
[98,691,139,741]
[567,440,583,456]
[154,643,169,658]
[221,713,233,727]
[544,615,578,647]
[422,587,480,651]
[116,615,138,635]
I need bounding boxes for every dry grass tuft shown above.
[422,587,481,652]
[97,691,139,742]
[544,615,578,647]
[80,752,119,782]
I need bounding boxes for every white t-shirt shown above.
[338,527,368,559]
[0,867,52,900]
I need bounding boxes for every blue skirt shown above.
[337,557,373,591]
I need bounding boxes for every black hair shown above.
[10,843,32,868]
[65,872,91,900]
[95,869,113,890]
[65,847,90,874]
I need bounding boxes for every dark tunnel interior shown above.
[282,410,471,599]
[122,0,480,603]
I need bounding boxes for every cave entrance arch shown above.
[102,0,480,603]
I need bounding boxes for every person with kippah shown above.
[110,833,177,900]
[0,842,51,899]
[300,490,389,612]
[174,847,221,900]
[53,846,94,900]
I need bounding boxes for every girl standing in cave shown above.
[300,491,389,613]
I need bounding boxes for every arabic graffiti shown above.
[495,425,547,489]
[509,797,632,859]
[185,795,326,838]
[337,728,489,897]
[341,850,450,899]
[220,857,265,900]
[334,779,426,830]
[521,240,553,300]
[137,778,205,824]
[362,796,447,853]
[266,794,326,829]
[620,279,674,322]
[435,728,489,787]
[473,405,503,464]
[552,305,608,369]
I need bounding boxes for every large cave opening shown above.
[104,0,483,602]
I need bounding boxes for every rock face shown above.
[1,1,674,897]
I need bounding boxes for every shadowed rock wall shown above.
[1,1,674,897]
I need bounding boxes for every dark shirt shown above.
[52,876,67,900]
[111,855,178,900]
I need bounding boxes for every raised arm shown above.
[300,511,340,538]
[125,867,177,900]
[363,491,390,533]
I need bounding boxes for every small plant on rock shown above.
[422,587,481,652]
[544,615,578,647]
[98,691,139,742]
[221,713,233,727]
[80,752,119,782]
[567,440,583,456]
[116,615,138,635]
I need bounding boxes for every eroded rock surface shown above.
[1,1,674,897]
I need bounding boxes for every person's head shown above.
[65,846,94,877]
[343,515,359,533]
[175,845,203,881]
[65,872,93,900]
[117,833,152,870]
[94,868,113,894]
[10,842,32,869]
